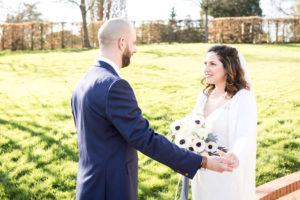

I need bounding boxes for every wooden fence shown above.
[0,17,299,50]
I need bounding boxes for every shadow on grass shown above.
[138,159,178,199]
[0,118,78,162]
[0,117,77,198]
[0,169,32,199]
[0,135,21,154]
[138,184,167,200]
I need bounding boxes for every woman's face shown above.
[204,51,226,85]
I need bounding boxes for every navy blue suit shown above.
[71,60,203,200]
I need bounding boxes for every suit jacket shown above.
[71,60,203,200]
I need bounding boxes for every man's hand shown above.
[206,156,234,173]
[218,150,239,168]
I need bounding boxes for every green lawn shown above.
[0,43,299,199]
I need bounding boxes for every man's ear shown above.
[118,37,126,51]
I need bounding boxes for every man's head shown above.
[98,18,137,68]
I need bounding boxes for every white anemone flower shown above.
[205,141,218,153]
[180,125,191,135]
[181,117,193,131]
[187,135,195,144]
[183,115,193,122]
[195,128,207,139]
[187,146,195,152]
[193,138,205,153]
[192,115,205,127]
[170,120,183,133]
[175,134,189,149]
[187,135,196,152]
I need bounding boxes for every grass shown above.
[0,43,299,199]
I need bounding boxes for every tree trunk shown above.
[61,23,65,49]
[31,24,34,50]
[275,20,279,43]
[97,0,105,21]
[205,4,208,43]
[40,24,44,50]
[80,0,91,48]
[90,1,95,22]
[106,0,112,19]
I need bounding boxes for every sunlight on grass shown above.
[0,43,299,199]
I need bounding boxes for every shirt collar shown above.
[98,56,120,76]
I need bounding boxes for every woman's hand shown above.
[218,150,239,168]
[206,156,234,173]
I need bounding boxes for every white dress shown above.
[191,89,257,200]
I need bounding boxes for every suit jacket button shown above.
[185,173,189,176]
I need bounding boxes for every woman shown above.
[191,45,257,200]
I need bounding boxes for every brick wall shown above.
[256,171,300,200]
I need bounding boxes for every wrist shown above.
[200,156,207,170]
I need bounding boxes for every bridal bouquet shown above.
[168,114,227,200]
[167,114,226,156]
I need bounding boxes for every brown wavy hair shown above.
[201,45,250,97]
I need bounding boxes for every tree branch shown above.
[86,0,96,12]
[60,0,80,6]
[278,6,292,15]
[271,0,293,16]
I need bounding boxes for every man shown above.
[71,18,233,200]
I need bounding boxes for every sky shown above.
[0,0,296,23]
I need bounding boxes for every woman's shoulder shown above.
[194,90,208,108]
[232,89,256,106]
[233,88,253,98]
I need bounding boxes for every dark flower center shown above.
[196,142,202,147]
[195,120,200,124]
[208,145,213,149]
[175,126,180,130]
[189,147,194,151]
[179,139,185,145]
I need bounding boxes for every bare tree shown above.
[270,0,296,15]
[186,0,209,43]
[106,0,112,19]
[62,0,95,48]
[6,2,44,23]
[94,0,127,21]
[90,0,96,22]
[97,0,105,20]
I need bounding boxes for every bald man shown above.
[71,18,233,200]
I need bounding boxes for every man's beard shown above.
[122,47,131,68]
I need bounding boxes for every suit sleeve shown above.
[106,79,203,179]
